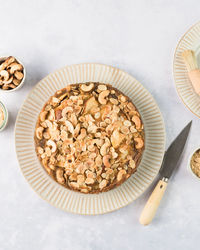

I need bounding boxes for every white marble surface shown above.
[0,0,200,249]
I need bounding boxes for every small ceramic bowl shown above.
[0,56,26,92]
[188,146,200,180]
[0,101,8,131]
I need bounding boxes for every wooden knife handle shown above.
[139,179,168,225]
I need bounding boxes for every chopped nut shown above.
[94,112,101,119]
[37,147,44,154]
[98,84,107,91]
[110,98,118,105]
[99,179,107,189]
[121,126,129,135]
[85,178,95,185]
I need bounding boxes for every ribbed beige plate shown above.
[15,63,165,215]
[174,21,200,117]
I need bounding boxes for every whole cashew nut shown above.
[2,76,13,84]
[0,70,9,81]
[80,83,94,92]
[0,56,15,71]
[132,115,141,130]
[103,155,111,168]
[117,169,126,181]
[8,63,23,74]
[56,168,65,184]
[14,71,24,80]
[47,139,57,152]
[40,111,48,122]
[134,137,144,149]
[62,106,73,117]
[36,127,44,140]
[98,90,110,105]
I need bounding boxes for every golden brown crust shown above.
[34,83,145,194]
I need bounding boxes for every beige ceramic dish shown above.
[173,21,200,118]
[15,63,165,215]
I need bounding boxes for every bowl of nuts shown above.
[0,101,8,131]
[189,147,200,180]
[0,56,26,92]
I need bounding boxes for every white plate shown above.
[174,21,200,118]
[15,63,165,215]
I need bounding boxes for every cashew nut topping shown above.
[100,141,110,156]
[36,127,44,140]
[40,111,48,122]
[98,90,110,105]
[134,137,144,149]
[45,120,53,128]
[70,113,78,126]
[47,139,57,152]
[74,123,81,138]
[77,128,86,140]
[117,169,126,181]
[84,96,98,113]
[56,168,65,184]
[81,83,94,92]
[98,84,107,91]
[99,179,107,189]
[62,106,73,117]
[65,120,74,135]
[35,83,144,193]
[111,130,125,148]
[129,159,136,169]
[103,155,111,168]
[132,115,141,130]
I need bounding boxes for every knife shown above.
[139,121,192,225]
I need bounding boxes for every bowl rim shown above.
[0,55,26,93]
[173,21,200,119]
[0,101,8,131]
[188,146,200,181]
[14,62,166,214]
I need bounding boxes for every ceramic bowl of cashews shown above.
[0,56,26,92]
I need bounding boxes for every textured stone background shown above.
[0,1,200,249]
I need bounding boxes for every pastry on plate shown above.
[34,83,144,193]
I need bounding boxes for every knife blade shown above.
[159,120,192,180]
[139,121,192,225]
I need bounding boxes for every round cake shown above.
[34,83,145,193]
